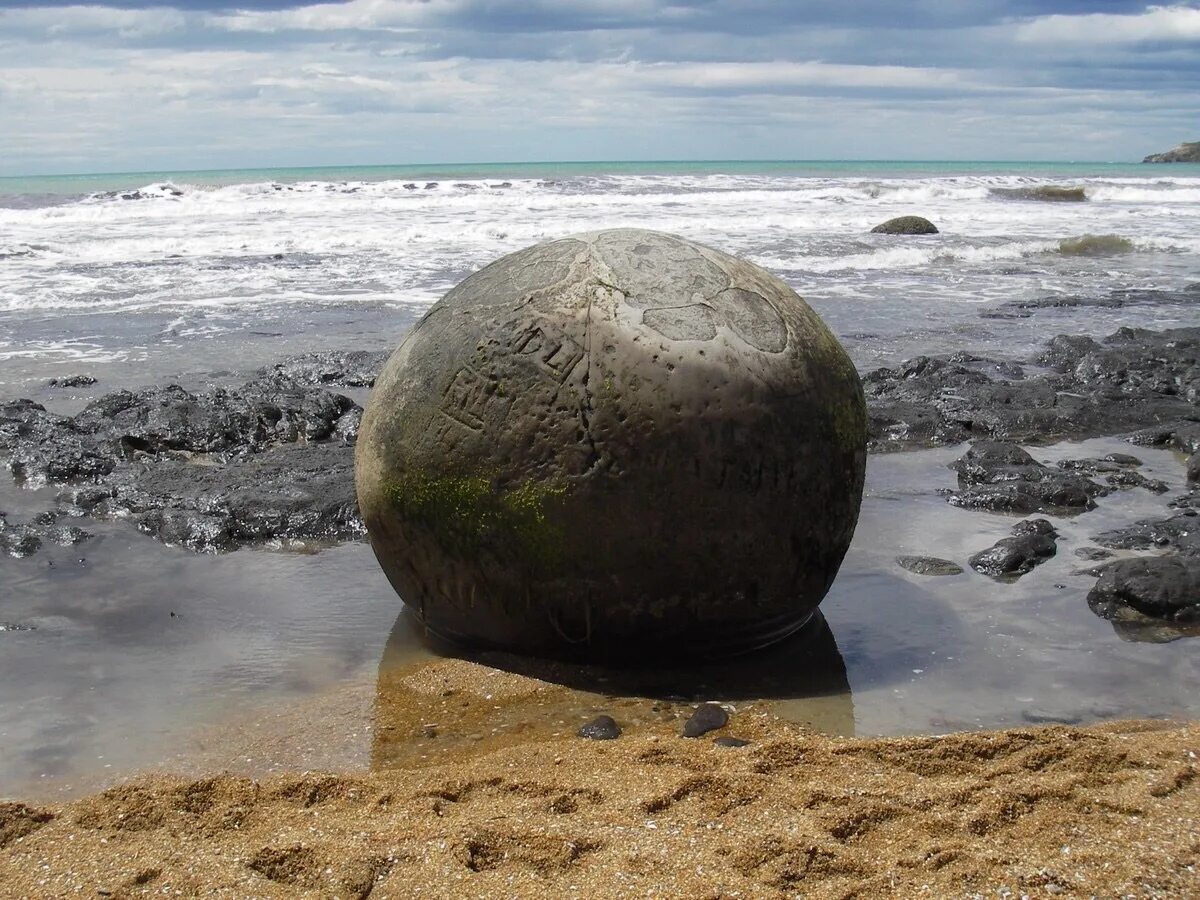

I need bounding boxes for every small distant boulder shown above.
[1143,141,1200,163]
[990,186,1087,202]
[1058,234,1134,257]
[871,215,938,235]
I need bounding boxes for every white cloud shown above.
[215,0,436,34]
[0,4,187,38]
[1015,4,1200,45]
[639,60,972,92]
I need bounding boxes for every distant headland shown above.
[1143,141,1200,163]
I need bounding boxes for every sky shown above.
[1,1,1198,175]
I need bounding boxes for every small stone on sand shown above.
[578,715,621,740]
[682,703,728,738]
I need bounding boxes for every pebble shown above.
[577,715,621,740]
[713,736,750,748]
[682,703,729,738]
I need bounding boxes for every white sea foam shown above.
[0,172,1197,335]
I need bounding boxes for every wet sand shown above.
[1,660,1196,899]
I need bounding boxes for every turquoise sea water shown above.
[3,158,1199,197]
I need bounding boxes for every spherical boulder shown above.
[870,215,938,235]
[356,229,866,661]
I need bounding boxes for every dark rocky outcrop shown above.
[988,285,1200,317]
[1086,507,1200,637]
[0,510,90,558]
[1091,510,1200,557]
[1088,556,1200,627]
[1143,141,1200,163]
[969,518,1058,578]
[0,374,362,552]
[946,441,1105,515]
[257,350,389,388]
[865,326,1200,452]
[870,215,938,235]
[1058,455,1167,494]
[88,444,361,553]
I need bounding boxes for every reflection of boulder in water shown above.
[371,610,855,770]
[1108,618,1200,644]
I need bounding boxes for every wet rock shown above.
[47,375,97,388]
[0,526,40,558]
[1088,556,1200,626]
[73,376,356,456]
[0,374,363,552]
[112,443,360,553]
[947,441,1103,514]
[713,736,750,748]
[1092,510,1200,556]
[1060,454,1168,493]
[682,703,729,738]
[0,511,91,558]
[990,186,1087,202]
[865,327,1200,452]
[577,715,621,740]
[1103,470,1168,494]
[1074,547,1114,562]
[1126,422,1200,456]
[870,215,938,235]
[997,288,1198,313]
[0,400,114,485]
[258,350,387,388]
[896,555,963,576]
[1057,235,1133,257]
[969,518,1058,578]
[1188,452,1200,483]
[1058,453,1142,474]
[1170,489,1200,510]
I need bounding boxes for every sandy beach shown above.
[2,659,1197,898]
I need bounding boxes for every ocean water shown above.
[1,160,1199,387]
[2,161,1200,799]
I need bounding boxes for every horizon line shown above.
[0,156,1166,181]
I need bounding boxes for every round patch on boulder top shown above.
[356,229,867,661]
